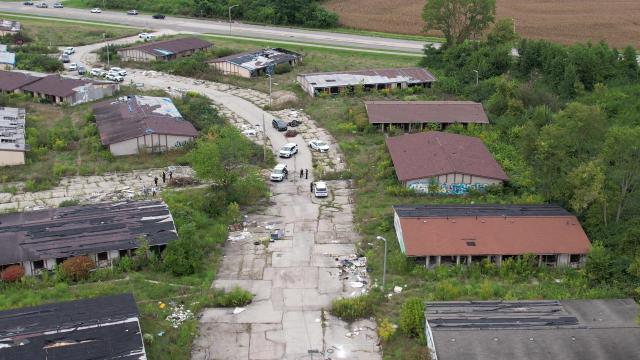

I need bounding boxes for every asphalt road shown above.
[0,1,432,53]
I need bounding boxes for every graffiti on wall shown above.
[407,180,488,195]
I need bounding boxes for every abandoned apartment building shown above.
[365,100,489,132]
[0,200,178,276]
[117,37,213,62]
[93,95,198,156]
[424,299,640,360]
[208,48,302,78]
[0,107,27,166]
[386,131,508,194]
[0,293,147,359]
[393,204,591,268]
[297,67,437,96]
[0,44,15,70]
[0,19,20,36]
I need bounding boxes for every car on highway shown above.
[23,1,34,5]
[35,2,48,8]
[63,47,75,55]
[270,164,288,182]
[279,143,298,158]
[313,181,329,198]
[272,118,287,131]
[68,63,78,71]
[53,2,63,8]
[152,14,165,19]
[308,139,329,153]
[90,8,102,13]
[127,10,138,15]
[109,67,127,76]
[138,32,154,40]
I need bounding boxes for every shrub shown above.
[330,295,374,322]
[60,256,96,282]
[274,63,292,74]
[163,235,204,276]
[215,287,254,307]
[377,318,396,342]
[399,297,426,343]
[1,265,25,282]
[59,199,80,207]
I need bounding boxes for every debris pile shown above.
[165,303,193,328]
[337,254,369,295]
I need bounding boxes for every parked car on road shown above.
[68,63,78,71]
[77,66,86,75]
[308,139,329,152]
[138,32,154,40]
[270,164,288,182]
[272,118,287,131]
[23,1,34,5]
[127,9,138,15]
[313,181,328,198]
[63,47,75,55]
[35,2,47,8]
[53,2,63,8]
[242,128,257,137]
[152,14,165,19]
[90,8,102,13]
[109,67,127,76]
[59,54,70,63]
[279,143,298,158]
[90,68,104,76]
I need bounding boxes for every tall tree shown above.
[422,0,496,47]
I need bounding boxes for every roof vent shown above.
[466,241,476,247]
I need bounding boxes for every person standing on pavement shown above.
[169,171,173,182]
[305,169,308,179]
[300,169,304,178]
[152,186,157,197]
[310,181,314,193]
[162,171,166,184]
[154,176,158,187]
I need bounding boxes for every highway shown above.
[0,1,433,54]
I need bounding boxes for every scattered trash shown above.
[233,307,246,315]
[158,302,166,309]
[165,303,193,328]
[393,286,403,293]
[350,281,365,288]
[157,331,164,337]
[228,231,251,241]
[271,229,285,241]
[387,293,393,298]
[337,255,369,288]
[315,318,321,322]
[253,241,261,245]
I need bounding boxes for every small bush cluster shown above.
[399,297,426,344]
[59,256,96,282]
[215,287,254,307]
[1,265,25,282]
[330,294,374,322]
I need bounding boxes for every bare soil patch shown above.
[323,0,640,47]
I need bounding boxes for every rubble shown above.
[393,286,403,293]
[165,303,193,328]
[233,307,246,315]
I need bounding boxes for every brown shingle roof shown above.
[0,70,42,91]
[20,74,93,98]
[119,37,212,57]
[394,204,591,257]
[93,96,198,145]
[386,131,508,182]
[365,101,489,124]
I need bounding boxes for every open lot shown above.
[323,0,640,47]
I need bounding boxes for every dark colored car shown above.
[272,119,288,131]
[152,14,165,19]
[23,1,34,5]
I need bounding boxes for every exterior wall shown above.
[210,62,252,78]
[117,49,158,62]
[0,150,25,166]
[72,83,118,105]
[418,253,587,269]
[406,174,502,194]
[109,134,194,156]
[393,212,406,254]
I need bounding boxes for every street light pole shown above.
[267,74,272,107]
[103,33,110,69]
[228,5,239,34]
[473,69,479,86]
[376,236,388,289]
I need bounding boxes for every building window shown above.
[541,254,557,266]
[33,260,45,270]
[440,256,456,265]
[56,258,66,266]
[97,252,109,262]
[428,256,438,267]
[570,254,582,265]
[470,256,485,264]
[119,249,130,258]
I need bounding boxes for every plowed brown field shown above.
[323,0,640,47]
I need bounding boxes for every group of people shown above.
[141,170,173,197]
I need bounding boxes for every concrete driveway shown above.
[65,40,380,359]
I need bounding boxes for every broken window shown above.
[97,252,109,261]
[440,256,456,265]
[119,249,130,258]
[541,254,557,266]
[470,256,485,264]
[56,258,67,266]
[33,260,45,270]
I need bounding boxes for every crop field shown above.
[323,0,640,47]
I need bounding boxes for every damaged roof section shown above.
[0,107,27,152]
[0,19,20,32]
[425,299,640,360]
[208,48,301,71]
[299,67,437,88]
[93,96,198,145]
[0,293,147,360]
[119,37,212,57]
[0,200,178,266]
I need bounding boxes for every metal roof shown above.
[20,74,94,98]
[208,48,301,71]
[93,96,198,145]
[0,107,27,152]
[393,204,572,218]
[0,51,14,66]
[425,299,640,360]
[298,67,436,88]
[0,200,178,265]
[0,70,41,92]
[386,131,509,182]
[365,101,489,125]
[0,293,146,360]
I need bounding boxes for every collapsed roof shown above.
[298,67,436,88]
[119,37,212,57]
[0,200,178,265]
[208,48,301,71]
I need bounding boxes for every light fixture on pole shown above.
[376,236,388,289]
[228,5,239,34]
